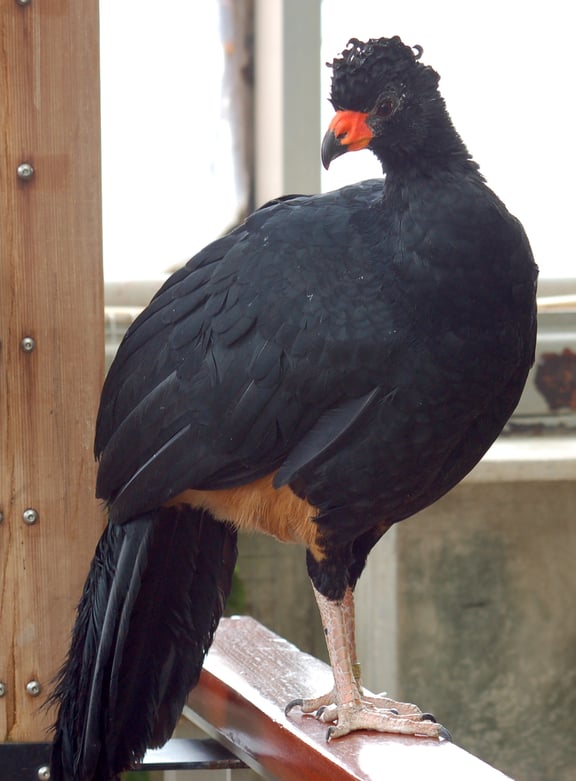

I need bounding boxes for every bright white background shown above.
[100,1,573,281]
[99,2,237,281]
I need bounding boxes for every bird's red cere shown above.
[329,110,373,150]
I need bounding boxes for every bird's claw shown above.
[420,712,453,741]
[421,712,437,722]
[284,698,304,716]
[439,726,453,742]
[285,690,337,717]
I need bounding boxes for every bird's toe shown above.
[361,694,422,718]
[285,689,337,716]
[324,702,444,741]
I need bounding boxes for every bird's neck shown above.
[375,109,480,180]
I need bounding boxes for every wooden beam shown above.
[0,0,104,740]
[186,618,513,780]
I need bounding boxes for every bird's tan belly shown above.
[165,472,321,550]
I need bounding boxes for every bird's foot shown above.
[325,700,444,740]
[286,693,449,741]
[286,689,420,720]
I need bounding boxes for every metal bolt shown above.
[26,680,41,697]
[16,0,32,6]
[17,162,35,180]
[37,767,51,781]
[20,336,36,352]
[22,508,39,525]
[0,512,4,524]
[0,682,6,697]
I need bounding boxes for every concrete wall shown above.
[236,532,328,663]
[356,474,576,781]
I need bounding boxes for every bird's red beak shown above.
[321,110,373,169]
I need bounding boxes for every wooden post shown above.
[0,0,104,741]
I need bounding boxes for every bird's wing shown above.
[96,176,535,526]
[96,181,405,522]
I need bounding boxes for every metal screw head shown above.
[17,162,35,180]
[20,336,36,352]
[0,682,6,697]
[0,511,4,524]
[26,680,42,697]
[22,508,39,525]
[16,0,32,6]
[37,766,50,781]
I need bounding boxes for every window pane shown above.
[100,2,243,281]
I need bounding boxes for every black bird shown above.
[50,35,537,780]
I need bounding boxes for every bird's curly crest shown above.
[328,35,440,112]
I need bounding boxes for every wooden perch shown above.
[186,617,513,781]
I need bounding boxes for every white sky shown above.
[100,1,573,281]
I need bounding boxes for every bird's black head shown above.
[322,36,469,173]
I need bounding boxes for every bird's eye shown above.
[376,98,396,118]
[375,99,397,119]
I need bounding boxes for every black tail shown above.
[50,505,237,781]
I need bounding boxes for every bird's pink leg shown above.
[288,586,360,717]
[286,584,444,740]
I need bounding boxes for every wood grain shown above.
[0,0,104,740]
[186,617,513,780]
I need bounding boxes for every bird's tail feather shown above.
[49,504,237,781]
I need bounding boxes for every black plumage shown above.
[51,507,236,780]
[51,35,537,778]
